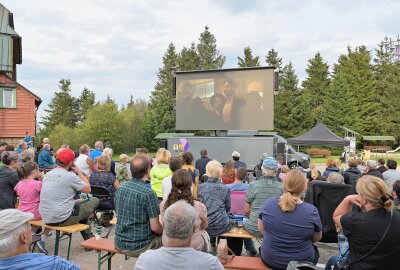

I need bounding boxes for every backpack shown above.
[182,165,196,183]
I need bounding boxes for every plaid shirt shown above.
[115,178,160,251]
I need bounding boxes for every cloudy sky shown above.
[2,0,399,121]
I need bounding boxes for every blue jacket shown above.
[38,149,54,168]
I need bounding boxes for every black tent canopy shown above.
[287,122,349,146]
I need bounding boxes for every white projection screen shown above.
[175,67,275,131]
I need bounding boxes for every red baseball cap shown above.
[57,148,75,164]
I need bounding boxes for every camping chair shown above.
[230,191,247,215]
[90,185,115,238]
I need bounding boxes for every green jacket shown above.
[150,164,172,198]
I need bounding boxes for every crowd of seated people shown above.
[2,139,400,270]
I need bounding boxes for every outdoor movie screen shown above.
[175,67,275,131]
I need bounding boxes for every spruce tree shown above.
[301,52,330,124]
[265,48,282,69]
[197,26,225,70]
[76,87,95,122]
[178,42,201,71]
[238,46,260,67]
[42,79,77,130]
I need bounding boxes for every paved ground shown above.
[37,225,338,270]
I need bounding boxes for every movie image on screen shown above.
[175,67,275,131]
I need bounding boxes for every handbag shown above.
[287,261,318,270]
[333,210,393,270]
[216,238,235,264]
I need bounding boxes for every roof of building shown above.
[362,136,396,142]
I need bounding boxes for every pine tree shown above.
[197,26,225,70]
[76,87,95,122]
[140,43,178,150]
[301,52,330,124]
[42,79,77,130]
[265,48,282,70]
[178,42,201,71]
[238,46,260,67]
[373,37,400,136]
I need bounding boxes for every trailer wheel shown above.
[289,162,298,170]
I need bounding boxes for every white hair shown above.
[0,223,29,258]
[103,147,113,157]
[327,172,344,184]
[205,160,223,178]
[94,141,104,149]
[164,200,196,240]
[261,167,277,176]
[367,160,377,170]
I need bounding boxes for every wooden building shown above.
[0,4,41,145]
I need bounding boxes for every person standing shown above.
[195,149,211,181]
[232,151,246,169]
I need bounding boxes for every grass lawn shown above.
[310,155,400,165]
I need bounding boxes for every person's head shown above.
[326,158,336,168]
[156,148,171,165]
[176,82,193,102]
[163,200,197,246]
[210,93,226,111]
[42,144,51,151]
[378,158,385,166]
[348,159,357,168]
[139,148,148,154]
[55,148,75,169]
[96,155,111,171]
[309,163,316,170]
[164,169,194,210]
[276,155,284,165]
[232,151,240,161]
[0,142,8,152]
[326,172,344,184]
[103,147,113,157]
[4,145,14,151]
[180,152,194,166]
[20,148,35,163]
[223,79,236,97]
[1,151,19,169]
[0,209,34,258]
[42,138,49,144]
[17,161,40,179]
[200,149,208,157]
[386,159,397,170]
[235,167,247,182]
[366,160,377,170]
[60,144,70,149]
[130,154,150,180]
[79,144,90,155]
[119,154,129,164]
[25,131,29,136]
[392,180,400,199]
[259,153,268,163]
[356,175,393,212]
[279,170,308,212]
[169,157,183,173]
[356,158,363,165]
[262,157,278,176]
[281,165,289,174]
[206,160,223,179]
[94,141,104,150]
[17,141,26,150]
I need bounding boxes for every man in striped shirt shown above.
[0,209,82,270]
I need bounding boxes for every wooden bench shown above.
[223,256,270,270]
[81,237,121,270]
[29,220,89,260]
[307,149,331,157]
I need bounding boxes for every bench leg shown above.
[67,233,72,260]
[107,252,112,270]
[98,251,101,270]
[54,230,60,256]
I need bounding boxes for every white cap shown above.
[232,151,240,158]
[0,209,33,239]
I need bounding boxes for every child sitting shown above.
[278,165,289,182]
[116,154,131,184]
[14,161,51,254]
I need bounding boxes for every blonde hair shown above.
[326,158,335,168]
[119,154,129,164]
[206,160,223,178]
[279,170,307,212]
[356,175,393,212]
[335,159,344,171]
[281,165,289,173]
[156,148,171,165]
[103,147,113,157]
[97,155,111,171]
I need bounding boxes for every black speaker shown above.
[274,71,280,91]
[159,140,167,149]
[277,142,285,154]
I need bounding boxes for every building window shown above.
[0,87,16,108]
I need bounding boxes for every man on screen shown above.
[221,79,246,127]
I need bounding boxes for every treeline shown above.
[40,27,400,152]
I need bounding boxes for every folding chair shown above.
[90,185,115,238]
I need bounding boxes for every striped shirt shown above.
[0,253,80,269]
[115,178,160,251]
[244,176,283,238]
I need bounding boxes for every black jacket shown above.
[365,169,384,180]
[343,167,362,187]
[195,157,211,180]
[0,166,19,210]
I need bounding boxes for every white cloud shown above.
[1,0,399,120]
